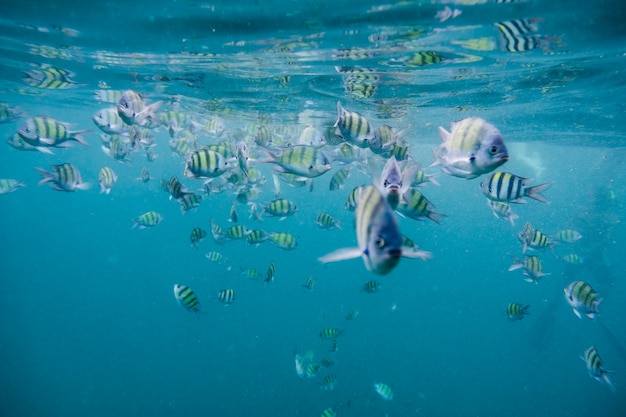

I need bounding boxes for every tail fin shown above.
[525,181,553,204]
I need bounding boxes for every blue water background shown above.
[1,1,625,416]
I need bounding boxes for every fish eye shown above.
[375,237,385,248]
[489,145,499,154]
[309,164,314,170]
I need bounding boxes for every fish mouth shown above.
[388,248,402,258]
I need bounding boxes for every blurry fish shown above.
[35,163,90,192]
[374,382,393,400]
[517,222,557,253]
[184,148,232,179]
[370,124,401,157]
[436,6,462,22]
[506,303,529,321]
[319,328,342,340]
[132,211,163,229]
[116,90,162,127]
[554,229,583,243]
[23,65,77,89]
[396,187,446,225]
[487,200,519,226]
[92,107,128,135]
[315,213,341,230]
[138,166,151,183]
[269,232,298,250]
[224,224,247,241]
[329,167,350,191]
[0,102,24,123]
[495,18,546,53]
[582,346,616,392]
[178,192,203,214]
[210,220,225,245]
[298,126,326,148]
[18,116,90,151]
[174,284,202,314]
[332,142,362,164]
[345,186,360,211]
[334,101,374,148]
[432,117,508,179]
[216,288,235,305]
[303,276,315,291]
[379,155,414,209]
[402,51,443,66]
[362,279,381,293]
[295,353,307,378]
[0,179,26,194]
[480,172,551,204]
[562,253,584,265]
[262,198,298,220]
[241,268,262,281]
[190,227,207,248]
[320,185,431,274]
[8,132,40,152]
[409,167,440,188]
[320,373,337,390]
[345,309,359,320]
[94,89,123,104]
[228,203,238,223]
[508,255,549,283]
[246,229,269,246]
[98,166,117,194]
[102,135,133,163]
[205,251,224,263]
[564,280,602,320]
[265,261,276,284]
[319,407,336,417]
[265,145,332,178]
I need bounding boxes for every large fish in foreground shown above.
[432,117,508,179]
[318,185,431,275]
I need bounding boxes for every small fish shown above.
[94,89,123,104]
[224,224,247,241]
[241,268,262,280]
[18,116,90,151]
[23,65,77,89]
[303,276,315,291]
[205,251,224,263]
[320,374,337,391]
[379,155,414,209]
[403,51,443,66]
[319,407,336,417]
[174,284,202,314]
[98,166,117,194]
[138,166,151,183]
[0,179,26,194]
[345,186,360,211]
[508,255,549,283]
[229,203,238,223]
[320,185,431,274]
[298,126,326,148]
[92,107,128,135]
[432,117,508,179]
[487,200,519,226]
[35,163,90,192]
[564,281,602,320]
[329,167,350,191]
[263,198,298,220]
[480,172,552,204]
[362,279,381,293]
[315,213,341,230]
[319,328,342,340]
[506,303,529,321]
[246,229,270,245]
[345,309,359,320]
[265,261,276,284]
[554,229,583,243]
[332,141,362,164]
[374,382,393,401]
[190,227,207,248]
[216,288,235,305]
[0,102,23,123]
[517,222,556,253]
[116,90,162,127]
[184,148,232,179]
[334,101,374,148]
[269,232,298,250]
[582,346,616,392]
[396,187,446,225]
[370,124,401,157]
[132,211,163,229]
[562,253,584,265]
[265,145,332,178]
[178,192,203,214]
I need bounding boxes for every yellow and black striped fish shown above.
[319,327,342,340]
[564,281,602,320]
[132,211,163,229]
[269,145,332,178]
[0,179,26,194]
[185,148,231,179]
[174,284,202,314]
[246,229,269,245]
[98,166,117,195]
[263,198,298,219]
[265,261,276,284]
[190,227,207,248]
[582,346,615,392]
[217,288,235,304]
[269,231,298,250]
[480,172,552,204]
[494,18,542,52]
[362,279,381,293]
[315,213,341,230]
[334,101,374,148]
[506,303,529,321]
[517,222,556,253]
[23,65,77,89]
[508,255,548,283]
[329,167,350,191]
[18,116,90,149]
[404,51,442,67]
[396,187,446,224]
[35,163,90,192]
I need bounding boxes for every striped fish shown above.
[116,89,163,127]
[185,148,231,179]
[23,66,77,89]
[582,346,616,392]
[246,229,269,246]
[18,116,90,150]
[267,145,332,178]
[495,19,542,53]
[396,187,446,225]
[487,200,519,226]
[98,166,117,194]
[269,231,298,250]
[432,117,508,179]
[315,213,341,230]
[334,101,374,148]
[480,171,552,204]
[92,107,128,135]
[320,185,431,274]
[564,281,602,320]
[319,328,342,340]
[506,303,529,321]
[35,163,90,192]
[94,89,124,103]
[362,279,381,293]
[319,407,336,417]
[554,229,582,243]
[216,288,235,304]
[262,198,298,219]
[174,284,202,314]
[190,227,207,248]
[374,382,393,400]
[508,255,549,283]
[329,167,350,191]
[132,211,163,229]
[265,261,276,284]
[517,222,556,253]
[0,179,26,194]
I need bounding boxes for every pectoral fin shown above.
[318,247,362,264]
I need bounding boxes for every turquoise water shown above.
[1,0,625,416]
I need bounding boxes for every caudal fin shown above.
[525,181,552,204]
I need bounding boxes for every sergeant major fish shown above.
[432,117,508,179]
[564,280,602,320]
[480,171,552,204]
[116,90,163,127]
[581,346,616,392]
[319,185,431,275]
[174,284,202,314]
[35,163,90,192]
[334,101,374,148]
[18,116,90,152]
